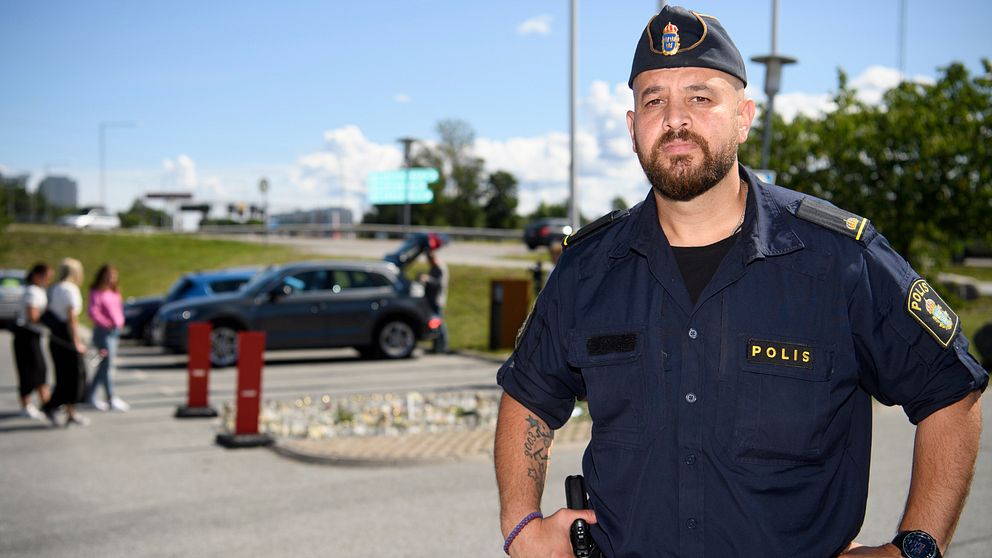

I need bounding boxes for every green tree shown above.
[743,60,992,270]
[482,170,520,229]
[118,199,172,228]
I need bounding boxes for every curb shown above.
[271,420,593,467]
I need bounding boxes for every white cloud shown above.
[517,15,552,36]
[161,154,198,190]
[773,92,836,122]
[288,125,403,217]
[394,93,411,104]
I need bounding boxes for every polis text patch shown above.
[747,339,814,369]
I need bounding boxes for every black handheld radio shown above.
[565,475,597,557]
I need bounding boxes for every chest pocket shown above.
[567,325,665,443]
[730,334,835,463]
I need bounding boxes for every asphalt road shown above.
[214,234,540,269]
[1,332,989,557]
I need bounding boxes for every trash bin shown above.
[490,279,531,350]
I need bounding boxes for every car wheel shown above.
[210,324,241,367]
[375,319,416,359]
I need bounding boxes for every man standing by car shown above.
[420,249,449,354]
[494,5,986,558]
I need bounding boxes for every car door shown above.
[252,268,333,349]
[323,269,396,346]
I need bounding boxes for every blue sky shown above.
[1,0,990,221]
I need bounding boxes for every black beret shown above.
[629,5,747,89]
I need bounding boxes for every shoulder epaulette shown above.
[562,209,630,250]
[795,197,870,242]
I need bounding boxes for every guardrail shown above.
[196,222,524,241]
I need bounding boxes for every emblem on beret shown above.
[661,22,680,56]
[906,279,958,348]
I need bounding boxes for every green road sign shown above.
[368,168,439,205]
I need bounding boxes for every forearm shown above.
[899,391,982,553]
[494,392,555,537]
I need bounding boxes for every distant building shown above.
[271,207,354,227]
[38,175,78,208]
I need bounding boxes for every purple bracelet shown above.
[503,511,543,555]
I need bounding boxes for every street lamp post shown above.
[99,120,137,208]
[751,0,796,170]
[567,0,579,230]
[397,137,416,228]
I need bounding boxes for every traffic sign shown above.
[368,168,439,205]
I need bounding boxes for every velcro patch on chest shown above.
[907,279,958,349]
[587,333,638,356]
[747,339,814,369]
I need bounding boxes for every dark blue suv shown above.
[123,267,260,343]
[152,260,440,367]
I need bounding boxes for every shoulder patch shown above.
[562,209,630,250]
[795,197,869,242]
[907,279,958,349]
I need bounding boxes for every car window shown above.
[208,279,249,294]
[350,270,391,288]
[166,278,193,301]
[283,269,331,293]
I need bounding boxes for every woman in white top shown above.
[41,258,89,427]
[13,263,53,419]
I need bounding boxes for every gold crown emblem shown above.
[663,22,679,35]
[845,217,859,230]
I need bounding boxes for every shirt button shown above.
[685,392,697,404]
[685,454,696,465]
[686,518,697,529]
[688,328,698,339]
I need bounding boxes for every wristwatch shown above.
[891,530,942,558]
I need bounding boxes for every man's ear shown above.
[737,98,756,144]
[626,110,638,154]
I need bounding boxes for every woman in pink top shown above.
[86,264,129,411]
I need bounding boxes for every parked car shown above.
[0,269,26,329]
[123,266,260,343]
[152,260,441,366]
[523,217,573,250]
[58,206,121,229]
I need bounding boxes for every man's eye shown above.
[690,96,710,103]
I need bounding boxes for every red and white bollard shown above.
[215,331,273,448]
[175,322,218,418]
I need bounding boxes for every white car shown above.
[0,269,26,328]
[58,206,121,230]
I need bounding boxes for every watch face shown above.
[901,531,938,558]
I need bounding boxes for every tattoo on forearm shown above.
[523,415,553,487]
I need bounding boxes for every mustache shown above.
[653,128,707,153]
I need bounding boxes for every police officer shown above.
[494,5,987,558]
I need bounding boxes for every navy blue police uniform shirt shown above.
[496,164,988,558]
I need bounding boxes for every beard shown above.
[636,127,739,202]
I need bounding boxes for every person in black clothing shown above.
[12,262,53,420]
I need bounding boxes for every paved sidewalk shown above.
[272,419,592,466]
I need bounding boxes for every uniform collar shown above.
[611,164,804,262]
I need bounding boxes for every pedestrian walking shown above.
[85,264,128,412]
[494,5,987,558]
[41,258,89,427]
[12,262,53,420]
